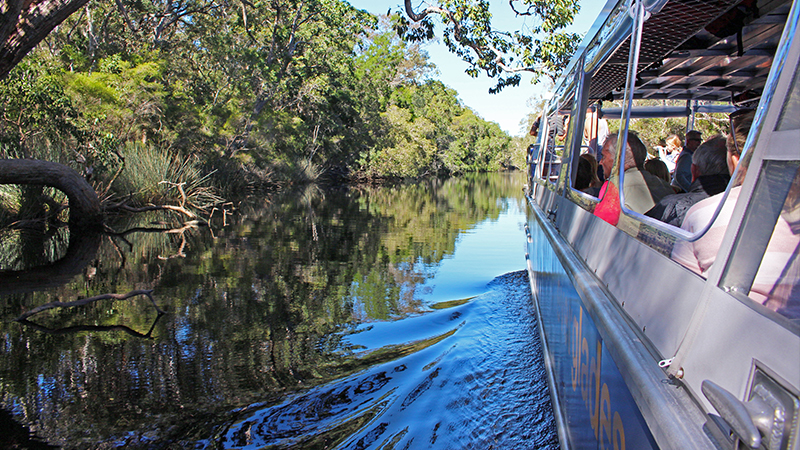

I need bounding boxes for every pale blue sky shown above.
[346,1,605,136]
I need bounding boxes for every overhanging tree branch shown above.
[0,159,102,226]
[399,0,581,93]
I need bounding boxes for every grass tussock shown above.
[109,143,224,211]
[271,159,324,186]
[297,161,323,184]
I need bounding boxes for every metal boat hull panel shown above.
[526,193,719,449]
[527,199,660,450]
[525,0,800,446]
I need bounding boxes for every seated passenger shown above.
[575,154,601,196]
[657,134,681,173]
[672,130,703,192]
[645,136,730,227]
[672,130,745,275]
[670,113,798,320]
[599,133,674,214]
[674,160,799,320]
[644,158,670,184]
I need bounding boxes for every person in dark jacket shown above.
[645,135,730,227]
[672,130,703,192]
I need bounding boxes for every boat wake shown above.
[213,271,558,449]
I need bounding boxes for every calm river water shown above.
[0,172,557,449]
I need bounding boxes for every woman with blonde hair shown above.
[658,134,682,173]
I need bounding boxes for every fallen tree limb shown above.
[112,204,198,219]
[104,182,203,219]
[15,289,165,321]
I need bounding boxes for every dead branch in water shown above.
[104,182,205,219]
[111,203,198,219]
[106,220,204,238]
[104,220,203,260]
[15,289,165,322]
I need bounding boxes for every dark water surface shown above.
[0,172,557,449]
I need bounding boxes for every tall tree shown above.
[398,0,581,93]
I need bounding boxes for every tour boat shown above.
[524,0,800,449]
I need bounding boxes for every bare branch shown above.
[404,0,446,22]
[113,203,198,218]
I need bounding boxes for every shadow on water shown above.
[0,172,557,449]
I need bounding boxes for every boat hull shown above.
[525,190,717,450]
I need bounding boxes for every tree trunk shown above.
[0,0,91,80]
[0,159,102,226]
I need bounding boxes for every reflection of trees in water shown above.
[0,229,99,296]
[0,173,524,447]
[0,226,71,272]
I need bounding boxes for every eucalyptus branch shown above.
[508,0,536,17]
[403,0,447,22]
[114,0,137,33]
[400,0,580,90]
[240,0,257,44]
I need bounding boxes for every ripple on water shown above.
[217,271,558,449]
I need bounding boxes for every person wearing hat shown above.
[672,130,702,192]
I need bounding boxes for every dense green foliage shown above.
[0,0,517,211]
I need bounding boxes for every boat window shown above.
[541,112,568,186]
[719,161,800,323]
[594,104,735,219]
[660,110,753,272]
[569,105,606,199]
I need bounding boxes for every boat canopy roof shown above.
[562,0,791,105]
